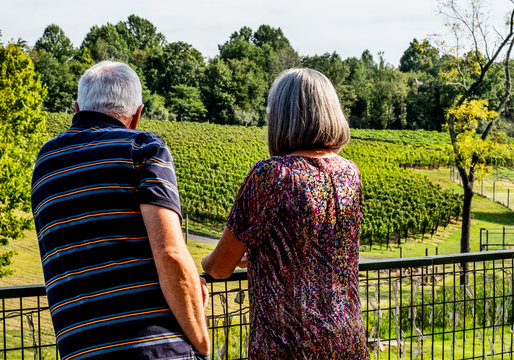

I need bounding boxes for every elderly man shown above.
[31,61,209,360]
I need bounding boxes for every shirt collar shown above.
[72,111,128,129]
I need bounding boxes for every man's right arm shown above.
[140,204,210,355]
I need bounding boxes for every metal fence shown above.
[480,227,514,251]
[450,164,514,210]
[2,250,514,359]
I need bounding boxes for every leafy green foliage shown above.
[0,44,46,277]
[23,17,514,133]
[34,24,75,61]
[445,99,499,179]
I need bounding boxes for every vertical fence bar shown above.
[442,264,446,360]
[388,268,392,360]
[37,296,41,360]
[20,297,24,360]
[509,258,514,359]
[2,298,6,360]
[410,266,414,358]
[501,258,505,360]
[431,262,435,359]
[494,182,496,202]
[421,262,425,360]
[482,260,486,359]
[491,260,496,359]
[472,260,477,359]
[452,263,456,359]
[377,269,381,360]
[462,262,466,360]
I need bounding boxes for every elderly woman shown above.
[202,68,369,359]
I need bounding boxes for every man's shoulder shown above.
[40,127,166,152]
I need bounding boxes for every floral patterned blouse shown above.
[227,155,369,359]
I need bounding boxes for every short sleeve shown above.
[226,159,278,249]
[134,133,182,220]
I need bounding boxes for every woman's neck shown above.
[288,149,338,158]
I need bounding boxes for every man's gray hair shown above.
[77,61,142,120]
[267,68,350,156]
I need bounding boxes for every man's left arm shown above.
[141,204,210,355]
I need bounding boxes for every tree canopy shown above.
[20,15,514,134]
[0,43,46,277]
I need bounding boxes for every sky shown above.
[0,0,509,66]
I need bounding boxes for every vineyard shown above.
[46,113,513,247]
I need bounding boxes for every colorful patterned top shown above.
[227,155,369,359]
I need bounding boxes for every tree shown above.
[219,25,299,85]
[34,24,75,61]
[201,57,236,124]
[143,41,205,103]
[399,38,440,74]
[81,22,135,62]
[437,0,514,264]
[125,15,166,50]
[31,26,91,113]
[0,44,46,277]
[253,25,292,51]
[168,85,206,122]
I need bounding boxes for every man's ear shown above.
[74,102,80,113]
[128,104,144,130]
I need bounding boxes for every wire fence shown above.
[480,227,514,251]
[450,164,514,211]
[2,250,514,359]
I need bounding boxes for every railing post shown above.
[504,226,506,250]
[493,181,496,201]
[480,228,483,251]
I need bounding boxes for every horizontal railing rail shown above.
[2,249,514,359]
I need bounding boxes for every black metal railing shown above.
[2,250,514,359]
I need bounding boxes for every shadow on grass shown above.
[473,210,514,226]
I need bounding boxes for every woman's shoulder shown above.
[248,157,288,180]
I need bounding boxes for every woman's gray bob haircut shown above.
[267,68,350,156]
[77,61,142,120]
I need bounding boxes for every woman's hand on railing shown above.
[200,276,209,309]
[237,253,248,268]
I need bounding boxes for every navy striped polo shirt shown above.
[31,111,196,360]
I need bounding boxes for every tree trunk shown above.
[459,168,474,285]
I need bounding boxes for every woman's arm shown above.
[202,227,247,279]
